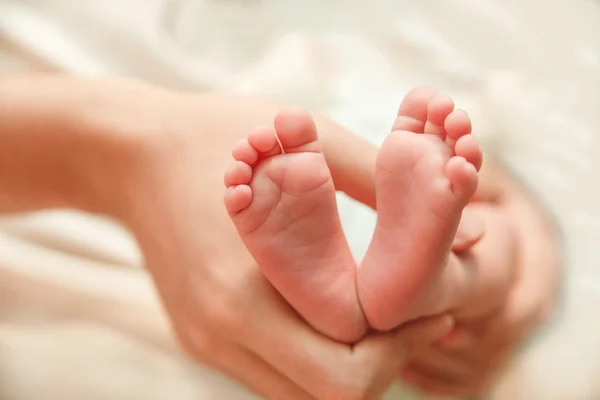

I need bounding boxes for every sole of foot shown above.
[224,107,367,342]
[358,87,483,331]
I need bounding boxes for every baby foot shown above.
[358,87,483,331]
[224,107,366,342]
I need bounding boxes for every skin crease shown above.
[0,75,559,399]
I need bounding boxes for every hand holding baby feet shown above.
[225,90,483,341]
[358,87,483,331]
[224,107,367,343]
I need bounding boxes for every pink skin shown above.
[224,108,367,343]
[358,87,482,330]
[224,87,483,342]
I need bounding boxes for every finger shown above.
[182,325,317,400]
[439,326,514,376]
[402,346,479,384]
[348,315,456,399]
[452,206,485,252]
[470,334,517,370]
[400,368,488,397]
[470,157,506,202]
[400,252,477,322]
[401,368,464,396]
[394,315,456,355]
[467,186,559,357]
[414,203,516,321]
[468,273,547,361]
[439,325,477,351]
[478,158,559,331]
[229,276,369,399]
[318,118,378,209]
[402,204,514,323]
[235,276,452,400]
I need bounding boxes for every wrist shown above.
[0,75,155,218]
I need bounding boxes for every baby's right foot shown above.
[224,108,366,342]
[358,87,482,331]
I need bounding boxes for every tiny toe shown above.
[224,161,253,187]
[247,125,281,157]
[274,107,321,153]
[232,138,259,165]
[444,110,472,148]
[393,86,438,132]
[446,156,478,199]
[425,93,455,139]
[224,185,253,214]
[455,134,483,171]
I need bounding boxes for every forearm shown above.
[0,74,377,219]
[0,74,136,216]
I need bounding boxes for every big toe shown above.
[392,86,438,133]
[274,107,321,153]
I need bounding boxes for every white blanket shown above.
[1,0,600,398]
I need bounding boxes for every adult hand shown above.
[0,74,489,399]
[86,79,460,399]
[399,161,560,396]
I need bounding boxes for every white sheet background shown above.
[1,0,599,399]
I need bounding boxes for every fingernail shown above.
[435,315,456,340]
[440,328,472,350]
[440,330,460,349]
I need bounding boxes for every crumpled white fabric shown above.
[0,0,599,399]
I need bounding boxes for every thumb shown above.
[452,207,485,252]
[348,315,454,400]
[394,315,455,355]
[318,118,378,209]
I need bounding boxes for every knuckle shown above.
[195,277,244,335]
[196,262,253,335]
[175,319,216,361]
[201,290,241,334]
[197,262,256,335]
